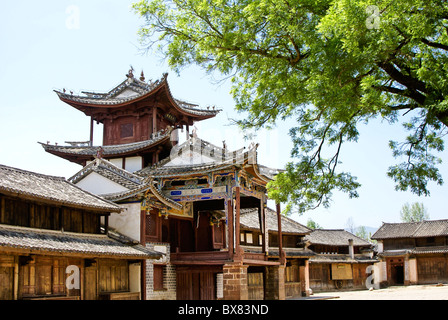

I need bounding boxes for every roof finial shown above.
[140,71,145,82]
[96,147,104,159]
[126,66,134,79]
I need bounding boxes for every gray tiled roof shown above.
[309,255,378,263]
[378,246,448,257]
[239,208,312,235]
[0,224,161,259]
[371,219,448,240]
[304,229,371,246]
[136,137,280,182]
[54,73,220,117]
[136,138,248,177]
[138,161,237,178]
[40,129,172,157]
[0,164,121,213]
[242,244,315,257]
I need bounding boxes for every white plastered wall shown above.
[109,202,141,242]
[75,172,128,195]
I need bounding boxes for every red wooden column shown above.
[276,202,285,265]
[260,198,267,254]
[235,187,241,258]
[227,199,234,260]
[90,116,94,146]
[140,208,147,300]
[152,107,158,134]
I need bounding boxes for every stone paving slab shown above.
[300,284,448,300]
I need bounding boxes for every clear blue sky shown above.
[1,1,447,230]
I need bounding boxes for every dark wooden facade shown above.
[309,262,371,292]
[139,168,286,300]
[0,194,103,234]
[304,229,376,292]
[0,165,160,300]
[238,208,313,299]
[0,254,134,300]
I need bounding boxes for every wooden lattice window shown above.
[145,210,160,242]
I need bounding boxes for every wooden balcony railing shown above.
[171,250,231,265]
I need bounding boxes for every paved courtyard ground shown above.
[306,284,448,300]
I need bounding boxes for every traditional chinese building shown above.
[239,207,314,299]
[42,69,294,300]
[0,164,161,300]
[372,219,448,286]
[304,229,376,292]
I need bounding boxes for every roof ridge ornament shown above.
[96,146,104,159]
[126,66,135,79]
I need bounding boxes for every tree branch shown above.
[377,61,428,94]
[421,38,448,51]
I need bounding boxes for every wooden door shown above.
[418,256,448,284]
[200,272,215,300]
[36,264,52,295]
[176,271,216,300]
[84,264,98,300]
[176,272,192,300]
[248,273,264,300]
[192,273,201,300]
[0,267,13,300]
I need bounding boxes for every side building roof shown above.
[371,219,448,240]
[0,164,121,213]
[305,229,371,247]
[240,208,312,235]
[0,223,162,260]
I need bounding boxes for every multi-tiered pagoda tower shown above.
[41,68,220,170]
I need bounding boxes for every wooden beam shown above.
[13,255,19,300]
[227,199,234,260]
[235,187,241,257]
[152,107,158,134]
[141,260,146,300]
[0,247,153,260]
[90,116,94,146]
[140,209,146,244]
[243,259,280,266]
[260,199,267,254]
[276,202,285,265]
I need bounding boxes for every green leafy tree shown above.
[400,202,429,222]
[133,0,448,214]
[306,218,322,230]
